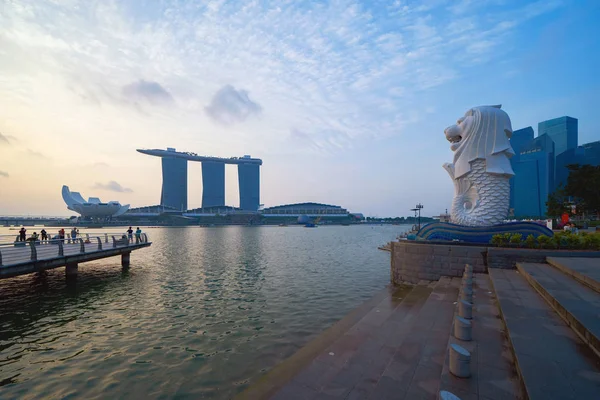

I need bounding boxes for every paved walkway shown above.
[489,268,600,399]
[439,274,522,400]
[263,277,459,399]
[546,257,600,293]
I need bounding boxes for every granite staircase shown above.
[489,257,600,399]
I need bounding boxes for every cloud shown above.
[0,171,8,178]
[93,181,133,193]
[122,80,174,105]
[27,149,48,158]
[0,132,16,145]
[205,85,262,125]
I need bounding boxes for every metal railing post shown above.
[104,233,108,243]
[0,249,3,266]
[58,241,64,256]
[30,242,37,261]
[79,238,85,253]
[97,237,102,250]
[112,236,117,248]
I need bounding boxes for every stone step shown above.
[517,262,600,360]
[267,282,434,400]
[438,274,522,400]
[237,284,415,400]
[546,257,600,294]
[489,268,600,400]
[268,277,460,400]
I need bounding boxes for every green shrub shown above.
[491,233,512,246]
[509,233,523,245]
[537,235,553,249]
[525,234,537,248]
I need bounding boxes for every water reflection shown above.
[0,225,407,399]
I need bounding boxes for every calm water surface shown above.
[0,225,408,399]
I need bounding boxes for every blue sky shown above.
[0,0,599,216]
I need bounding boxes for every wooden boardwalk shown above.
[0,234,151,279]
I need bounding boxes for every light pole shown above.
[416,203,424,230]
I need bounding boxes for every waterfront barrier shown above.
[449,343,471,378]
[0,233,151,279]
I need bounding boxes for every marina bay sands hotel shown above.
[137,148,262,212]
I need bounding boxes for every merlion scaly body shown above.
[443,105,515,226]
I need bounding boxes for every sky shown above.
[1,0,599,217]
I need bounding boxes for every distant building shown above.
[138,148,262,212]
[538,116,578,158]
[61,185,130,218]
[510,116,600,217]
[261,202,350,217]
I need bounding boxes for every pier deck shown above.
[0,234,151,279]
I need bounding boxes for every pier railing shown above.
[0,233,149,267]
[0,231,144,245]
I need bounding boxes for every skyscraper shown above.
[511,134,554,217]
[538,116,577,157]
[509,127,534,210]
[161,155,188,211]
[138,148,262,212]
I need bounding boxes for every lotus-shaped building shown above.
[62,185,130,217]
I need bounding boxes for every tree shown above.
[546,186,569,218]
[565,164,600,217]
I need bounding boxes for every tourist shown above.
[70,227,77,243]
[135,227,142,243]
[28,232,39,242]
[40,229,47,242]
[59,228,65,243]
[19,227,26,242]
[127,226,133,242]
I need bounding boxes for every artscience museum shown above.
[61,185,130,218]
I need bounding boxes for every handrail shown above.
[0,233,150,267]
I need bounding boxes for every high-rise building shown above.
[538,116,578,157]
[508,116,600,218]
[201,162,225,208]
[161,155,188,211]
[138,148,262,212]
[509,127,535,210]
[512,134,554,217]
[555,140,600,189]
[238,163,261,212]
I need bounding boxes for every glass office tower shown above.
[538,116,578,157]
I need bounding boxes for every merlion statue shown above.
[443,105,515,226]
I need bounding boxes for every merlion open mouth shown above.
[447,135,462,144]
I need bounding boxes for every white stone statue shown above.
[443,105,515,226]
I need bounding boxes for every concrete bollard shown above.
[449,344,471,378]
[460,287,473,303]
[439,390,463,400]
[458,300,472,319]
[454,316,472,341]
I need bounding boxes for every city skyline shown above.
[1,0,599,217]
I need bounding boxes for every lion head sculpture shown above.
[444,105,515,179]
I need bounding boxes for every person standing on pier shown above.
[70,227,77,244]
[127,226,133,242]
[40,229,47,243]
[59,228,65,243]
[135,227,142,243]
[19,227,26,242]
